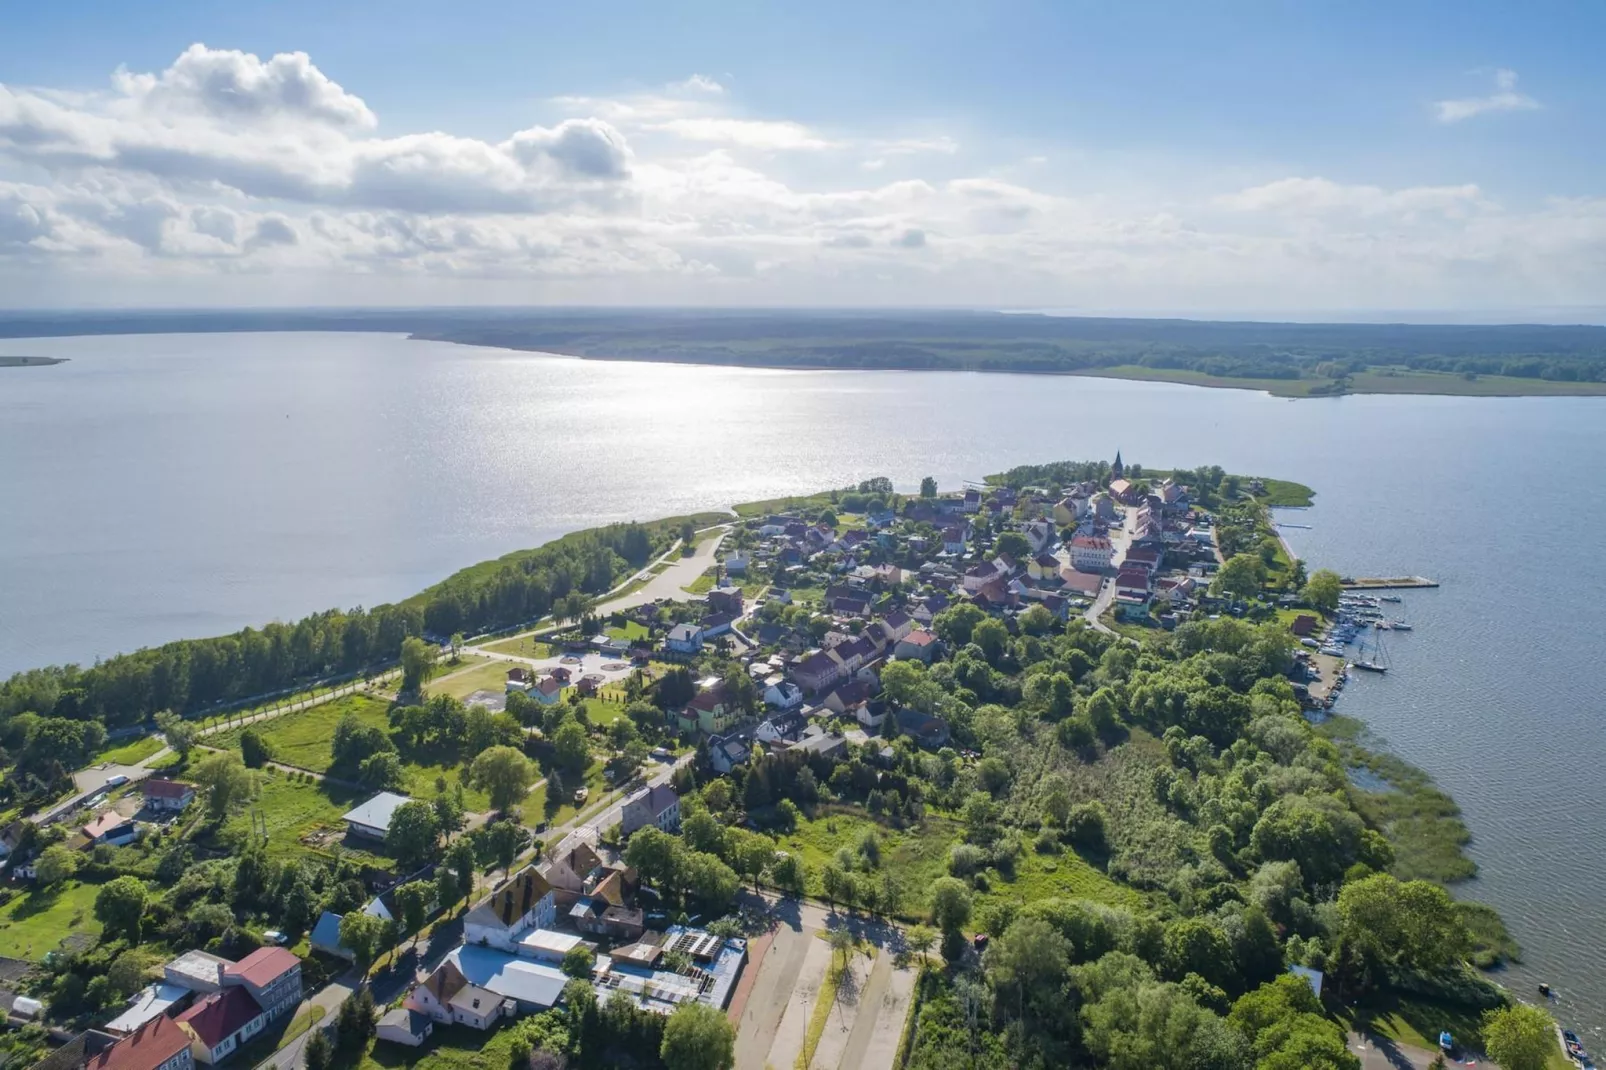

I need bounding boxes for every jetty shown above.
[1341,576,1438,590]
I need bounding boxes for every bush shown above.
[1065,801,1109,853]
[948,843,989,877]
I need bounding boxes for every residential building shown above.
[1053,494,1090,526]
[822,680,874,718]
[308,912,353,961]
[665,623,704,655]
[1069,534,1114,571]
[708,734,750,774]
[174,987,266,1064]
[1028,553,1061,581]
[755,710,806,745]
[1022,520,1055,554]
[464,866,558,951]
[541,829,603,894]
[763,678,803,710]
[1059,567,1104,599]
[828,635,877,675]
[1109,478,1140,505]
[723,551,750,574]
[82,811,138,847]
[894,629,940,662]
[376,1008,432,1048]
[1122,546,1162,573]
[220,948,301,1023]
[88,1014,196,1070]
[878,611,914,643]
[707,586,744,615]
[962,561,1006,593]
[341,791,412,841]
[504,668,531,693]
[684,683,735,735]
[699,612,737,638]
[790,728,848,760]
[941,525,968,554]
[530,676,565,705]
[140,780,195,813]
[1090,492,1115,521]
[405,959,517,1030]
[620,784,681,837]
[895,709,952,749]
[792,649,843,694]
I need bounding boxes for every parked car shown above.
[105,774,130,788]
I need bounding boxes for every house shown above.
[141,780,196,813]
[1090,492,1115,521]
[878,611,914,644]
[665,623,704,655]
[1290,614,1319,638]
[1109,478,1139,505]
[88,1014,196,1070]
[1059,567,1104,599]
[895,709,951,750]
[464,866,558,951]
[895,629,940,662]
[82,811,138,847]
[763,678,803,710]
[792,650,843,694]
[855,698,891,729]
[962,561,1006,594]
[1122,546,1162,573]
[406,960,514,1031]
[1053,494,1090,526]
[684,684,735,735]
[722,551,750,574]
[828,635,877,675]
[1028,553,1061,581]
[708,734,750,774]
[528,676,564,705]
[341,791,412,841]
[1069,534,1114,571]
[376,1008,433,1048]
[941,525,968,554]
[823,679,874,718]
[791,728,848,760]
[962,488,981,513]
[308,912,353,961]
[621,784,681,837]
[505,668,532,693]
[755,710,806,745]
[541,830,603,894]
[707,586,744,615]
[435,946,568,1016]
[1115,568,1151,599]
[174,987,267,1064]
[699,612,737,638]
[1022,520,1055,554]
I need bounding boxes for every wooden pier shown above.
[1340,576,1438,590]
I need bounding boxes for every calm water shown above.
[3,332,1604,1031]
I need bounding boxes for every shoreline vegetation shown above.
[0,355,66,367]
[5,307,1606,397]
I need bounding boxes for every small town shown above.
[0,457,1564,1070]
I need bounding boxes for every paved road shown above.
[1347,1031,1498,1069]
[1082,506,1139,640]
[595,525,730,614]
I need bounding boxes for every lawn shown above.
[526,759,609,829]
[682,569,718,595]
[0,880,103,959]
[426,659,512,702]
[212,694,493,811]
[604,620,649,642]
[212,769,392,868]
[480,635,556,659]
[361,1022,521,1070]
[581,697,626,726]
[95,734,165,766]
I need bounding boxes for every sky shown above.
[1,0,1603,316]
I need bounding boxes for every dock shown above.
[1341,576,1438,590]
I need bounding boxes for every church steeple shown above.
[1111,451,1124,479]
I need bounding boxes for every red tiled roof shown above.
[900,629,937,647]
[223,946,300,989]
[1071,535,1111,550]
[82,811,129,840]
[177,985,264,1048]
[90,1014,192,1070]
[141,779,194,800]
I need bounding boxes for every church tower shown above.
[1111,451,1124,479]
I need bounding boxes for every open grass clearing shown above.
[603,619,649,642]
[209,769,393,869]
[360,1021,520,1070]
[526,758,609,828]
[0,879,103,959]
[480,635,557,659]
[94,734,165,766]
[425,659,511,702]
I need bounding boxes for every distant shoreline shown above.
[425,338,1606,400]
[0,356,67,368]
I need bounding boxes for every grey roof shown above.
[378,1008,431,1036]
[341,791,412,832]
[309,911,352,959]
[668,623,702,642]
[449,946,568,1009]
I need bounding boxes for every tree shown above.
[338,911,387,968]
[1481,1004,1554,1070]
[359,751,404,791]
[771,852,805,896]
[469,746,535,812]
[680,519,698,546]
[448,839,477,907]
[920,476,938,498]
[155,711,198,761]
[33,844,77,888]
[304,1027,332,1070]
[337,988,377,1050]
[552,721,592,776]
[1301,569,1344,614]
[239,728,273,768]
[1338,873,1469,974]
[906,924,936,962]
[394,880,433,947]
[1213,553,1268,600]
[386,801,441,867]
[192,752,256,820]
[994,531,1031,561]
[817,508,837,528]
[449,632,464,660]
[561,944,596,980]
[930,876,973,934]
[660,1001,735,1070]
[400,636,438,693]
[95,876,148,943]
[971,618,1009,665]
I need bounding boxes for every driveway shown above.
[595,525,731,614]
[1347,1031,1497,1070]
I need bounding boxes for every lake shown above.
[3,331,1604,1033]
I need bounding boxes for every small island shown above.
[0,355,66,368]
[0,458,1564,1070]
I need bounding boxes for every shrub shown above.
[948,843,989,877]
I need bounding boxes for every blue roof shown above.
[309,911,350,957]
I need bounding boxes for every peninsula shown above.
[0,355,66,368]
[0,459,1562,1070]
[5,308,1606,397]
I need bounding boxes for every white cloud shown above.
[671,74,725,95]
[0,46,1603,312]
[652,117,835,150]
[1433,68,1540,123]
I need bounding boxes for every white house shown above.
[463,867,557,951]
[723,551,750,574]
[763,678,803,710]
[1069,534,1114,571]
[620,784,681,837]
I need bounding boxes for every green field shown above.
[526,759,608,828]
[361,1022,522,1070]
[214,770,393,868]
[212,694,493,810]
[480,635,556,659]
[580,697,626,726]
[95,734,165,766]
[0,880,103,959]
[604,620,649,642]
[682,569,717,595]
[1070,363,1606,399]
[426,659,512,702]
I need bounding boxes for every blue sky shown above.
[1,1,1602,314]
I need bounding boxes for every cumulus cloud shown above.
[1218,176,1485,217]
[672,74,725,94]
[652,117,834,150]
[894,228,927,248]
[112,43,377,129]
[1434,68,1540,123]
